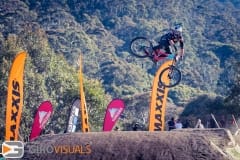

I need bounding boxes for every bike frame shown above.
[152,49,170,62]
[144,48,172,62]
[130,37,176,63]
[130,36,182,87]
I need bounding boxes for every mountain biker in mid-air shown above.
[153,24,184,62]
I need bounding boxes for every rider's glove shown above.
[180,55,183,60]
[175,55,180,61]
[173,45,177,52]
[176,54,183,61]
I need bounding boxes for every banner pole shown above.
[211,113,220,128]
[79,54,90,132]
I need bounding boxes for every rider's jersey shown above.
[159,30,184,49]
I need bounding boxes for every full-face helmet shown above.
[174,24,183,33]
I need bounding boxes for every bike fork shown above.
[167,67,174,79]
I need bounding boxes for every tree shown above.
[224,61,240,116]
[0,25,111,142]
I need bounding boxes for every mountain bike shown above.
[130,36,182,88]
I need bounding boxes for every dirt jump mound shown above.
[21,129,239,160]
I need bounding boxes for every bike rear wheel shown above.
[159,65,181,88]
[130,37,153,58]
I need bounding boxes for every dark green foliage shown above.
[169,85,207,105]
[181,95,225,117]
[224,86,240,116]
[15,0,239,99]
[0,25,109,142]
[224,61,240,116]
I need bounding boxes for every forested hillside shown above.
[0,0,239,141]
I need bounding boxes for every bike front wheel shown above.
[159,66,181,88]
[130,37,153,58]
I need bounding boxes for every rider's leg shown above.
[153,45,161,55]
[165,46,172,54]
[168,46,181,61]
[165,46,178,60]
[153,45,160,50]
[152,45,160,62]
[154,44,168,56]
[167,46,182,61]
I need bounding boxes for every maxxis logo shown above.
[9,80,21,140]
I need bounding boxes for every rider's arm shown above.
[179,38,184,57]
[169,40,177,52]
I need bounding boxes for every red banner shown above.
[29,101,53,141]
[103,99,125,131]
